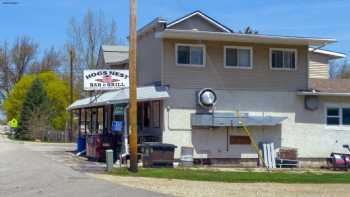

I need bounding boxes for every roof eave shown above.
[137,17,167,37]
[106,59,129,66]
[101,45,129,52]
[309,48,346,59]
[67,86,170,111]
[156,29,336,46]
[297,91,350,97]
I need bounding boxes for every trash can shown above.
[77,136,86,153]
[139,143,177,167]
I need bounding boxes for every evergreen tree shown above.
[17,78,49,140]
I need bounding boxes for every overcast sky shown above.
[1,0,349,56]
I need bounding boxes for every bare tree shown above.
[0,41,12,93]
[330,59,350,79]
[338,61,350,79]
[11,36,38,82]
[65,9,117,97]
[66,9,117,72]
[31,46,62,73]
[0,36,38,93]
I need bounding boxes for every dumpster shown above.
[140,143,177,167]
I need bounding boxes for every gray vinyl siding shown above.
[162,39,309,91]
[309,52,330,79]
[168,15,225,32]
[137,27,163,86]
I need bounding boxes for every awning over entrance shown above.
[191,113,287,127]
[67,85,170,110]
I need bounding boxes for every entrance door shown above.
[137,100,162,143]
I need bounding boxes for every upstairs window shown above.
[176,44,205,67]
[270,48,297,70]
[224,46,253,69]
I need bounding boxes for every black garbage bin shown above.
[139,142,177,168]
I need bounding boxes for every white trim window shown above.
[325,104,350,129]
[175,44,206,67]
[224,46,253,69]
[270,48,297,70]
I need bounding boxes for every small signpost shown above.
[9,118,18,129]
[9,118,18,135]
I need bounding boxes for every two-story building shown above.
[69,11,349,167]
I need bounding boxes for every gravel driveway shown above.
[0,134,168,197]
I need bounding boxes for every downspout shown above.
[121,105,130,158]
[307,44,311,89]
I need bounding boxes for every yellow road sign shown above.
[9,118,18,128]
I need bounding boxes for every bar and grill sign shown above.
[83,69,129,91]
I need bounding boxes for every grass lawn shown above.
[110,168,350,184]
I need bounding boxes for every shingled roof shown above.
[310,78,350,93]
[98,45,129,66]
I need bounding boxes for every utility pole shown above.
[129,0,138,172]
[69,48,75,142]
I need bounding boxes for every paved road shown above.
[0,134,168,197]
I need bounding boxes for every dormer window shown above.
[270,48,297,70]
[176,44,206,67]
